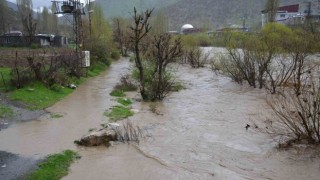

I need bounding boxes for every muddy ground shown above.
[0,92,46,131]
[0,56,319,179]
[0,151,41,180]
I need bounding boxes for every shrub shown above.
[111,51,120,60]
[267,78,320,144]
[114,75,137,92]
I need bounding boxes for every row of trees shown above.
[0,0,60,36]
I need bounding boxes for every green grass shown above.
[104,105,134,122]
[28,150,78,180]
[87,61,109,77]
[0,104,14,118]
[117,98,132,106]
[0,68,11,91]
[0,61,110,110]
[10,82,73,110]
[109,89,125,97]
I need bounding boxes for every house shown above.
[0,32,68,47]
[261,1,320,26]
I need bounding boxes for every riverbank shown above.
[0,58,130,179]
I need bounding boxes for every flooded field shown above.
[0,54,319,179]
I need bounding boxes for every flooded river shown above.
[0,56,319,179]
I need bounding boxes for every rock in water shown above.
[69,84,77,89]
[74,128,117,146]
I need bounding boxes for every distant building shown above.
[261,1,320,26]
[0,33,68,47]
[4,31,23,36]
[180,24,203,34]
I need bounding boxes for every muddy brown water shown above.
[0,56,319,180]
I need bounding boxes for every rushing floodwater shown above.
[0,54,319,179]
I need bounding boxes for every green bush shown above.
[30,43,40,49]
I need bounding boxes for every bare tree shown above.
[16,0,37,45]
[113,18,130,56]
[149,33,182,100]
[129,7,153,100]
[267,76,320,144]
[186,47,211,68]
[0,0,9,34]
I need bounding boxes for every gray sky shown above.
[8,0,51,8]
[7,0,88,8]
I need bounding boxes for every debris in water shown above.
[245,124,250,131]
[108,123,120,127]
[1,164,6,168]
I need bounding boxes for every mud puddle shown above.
[0,56,319,179]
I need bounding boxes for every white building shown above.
[180,24,194,34]
[261,1,320,26]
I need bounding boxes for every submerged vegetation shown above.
[109,89,125,97]
[212,23,320,144]
[104,105,134,122]
[27,150,78,180]
[117,98,132,106]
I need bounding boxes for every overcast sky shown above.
[7,0,88,8]
[8,0,51,7]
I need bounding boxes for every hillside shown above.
[95,0,179,18]
[97,0,302,30]
[164,0,302,30]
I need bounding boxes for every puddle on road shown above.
[0,56,319,179]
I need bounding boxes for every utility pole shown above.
[52,0,85,52]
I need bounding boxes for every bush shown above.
[111,51,120,60]
[267,78,320,144]
[114,75,137,92]
[30,43,40,49]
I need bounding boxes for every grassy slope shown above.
[0,62,109,110]
[10,82,74,110]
